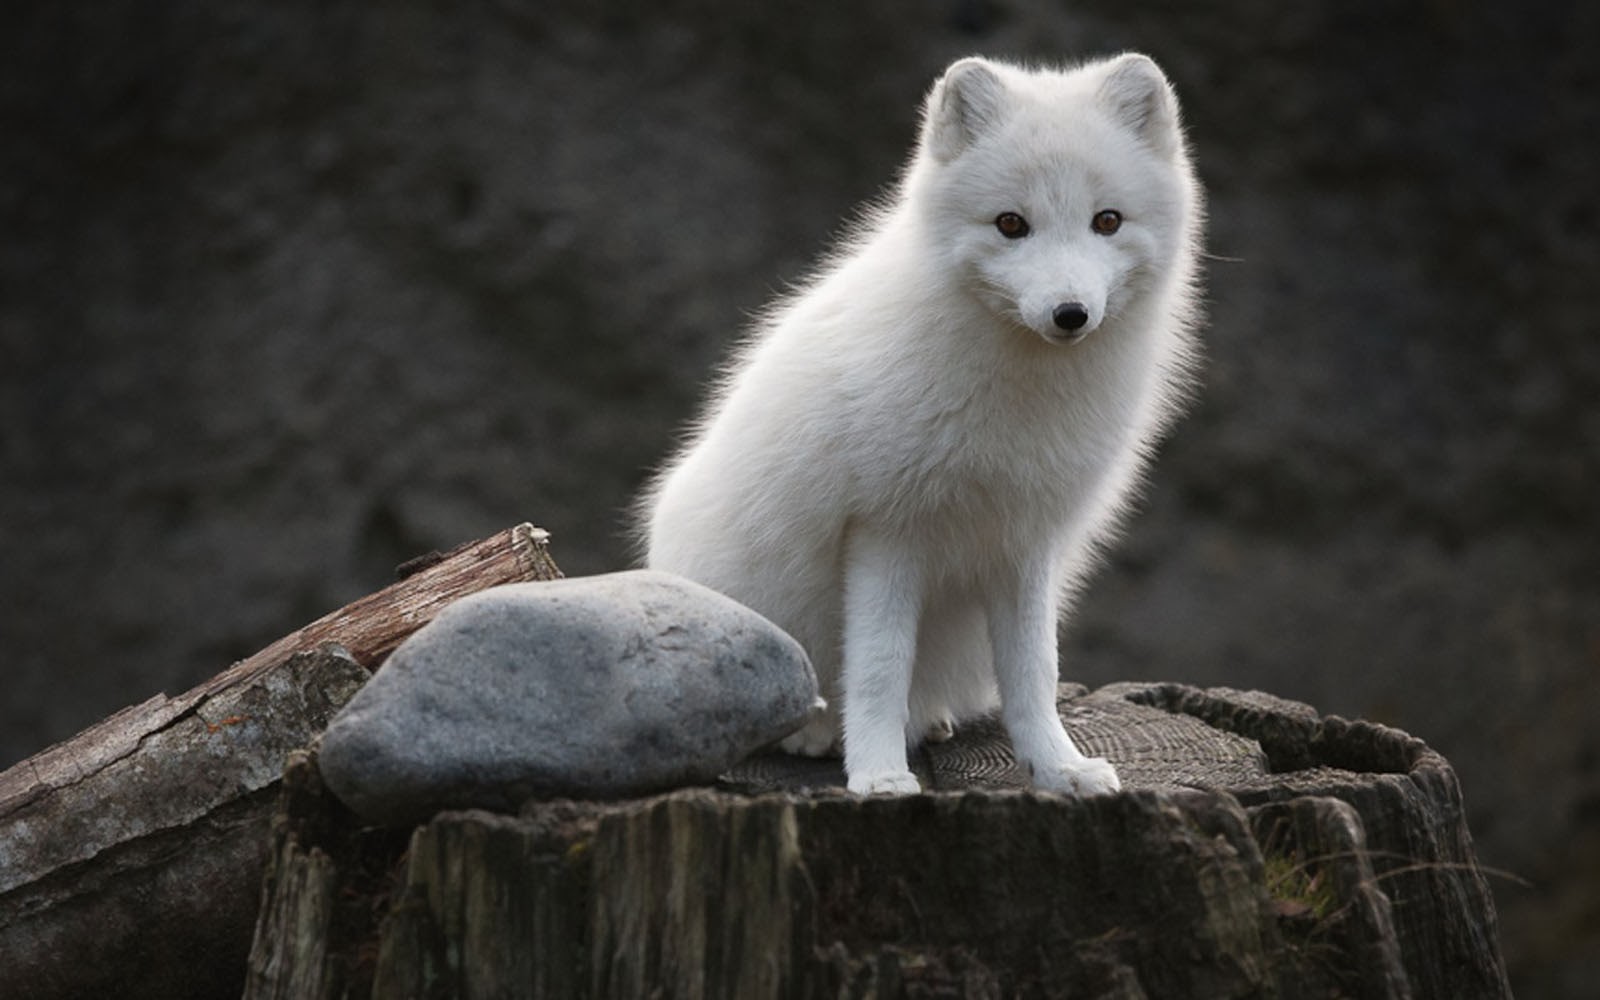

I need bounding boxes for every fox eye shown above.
[1091,209,1123,235]
[995,212,1031,239]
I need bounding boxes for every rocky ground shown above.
[3,2,1596,995]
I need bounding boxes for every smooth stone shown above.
[317,569,819,824]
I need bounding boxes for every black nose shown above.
[1052,302,1090,332]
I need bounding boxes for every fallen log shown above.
[244,683,1513,1000]
[0,523,562,1000]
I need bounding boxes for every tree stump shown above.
[244,682,1511,999]
[0,524,562,1000]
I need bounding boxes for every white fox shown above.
[641,53,1203,795]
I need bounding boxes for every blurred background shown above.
[2,1,1595,994]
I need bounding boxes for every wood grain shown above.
[0,523,563,1000]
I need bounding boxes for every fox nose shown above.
[1052,302,1090,332]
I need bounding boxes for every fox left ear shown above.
[1096,53,1182,159]
[923,57,1009,163]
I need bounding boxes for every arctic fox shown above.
[642,53,1203,795]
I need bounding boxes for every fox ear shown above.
[924,57,1008,163]
[1096,53,1182,158]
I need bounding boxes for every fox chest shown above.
[847,372,1136,527]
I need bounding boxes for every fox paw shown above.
[1028,756,1121,797]
[847,769,922,796]
[924,716,956,743]
[779,714,842,758]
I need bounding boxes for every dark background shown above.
[2,2,1595,994]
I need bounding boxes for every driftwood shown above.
[0,524,562,1000]
[245,683,1512,1000]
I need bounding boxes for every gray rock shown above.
[317,570,818,824]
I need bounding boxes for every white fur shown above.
[640,54,1203,795]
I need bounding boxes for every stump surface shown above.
[246,682,1512,1000]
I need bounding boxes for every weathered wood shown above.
[225,521,563,676]
[246,682,1512,999]
[245,751,416,1000]
[0,523,562,1000]
[1115,683,1512,1000]
[1250,795,1409,999]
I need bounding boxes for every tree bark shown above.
[0,523,562,1000]
[245,682,1512,1000]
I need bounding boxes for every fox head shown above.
[908,54,1200,346]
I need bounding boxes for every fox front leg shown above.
[840,529,923,795]
[989,558,1121,796]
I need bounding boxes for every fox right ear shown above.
[1096,53,1182,159]
[923,57,1007,163]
